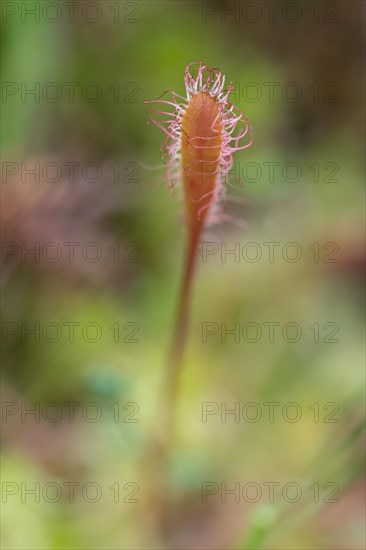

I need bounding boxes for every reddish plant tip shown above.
[181,91,223,236]
[146,62,253,229]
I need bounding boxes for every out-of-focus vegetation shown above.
[1,1,365,549]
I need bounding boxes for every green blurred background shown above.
[1,1,365,549]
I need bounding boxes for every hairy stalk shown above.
[144,62,253,543]
[164,90,223,442]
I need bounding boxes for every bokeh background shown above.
[1,1,365,549]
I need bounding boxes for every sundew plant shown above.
[1,4,365,549]
[146,62,253,437]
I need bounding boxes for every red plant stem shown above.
[146,230,199,540]
[163,92,223,442]
[153,90,224,540]
[165,229,199,435]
